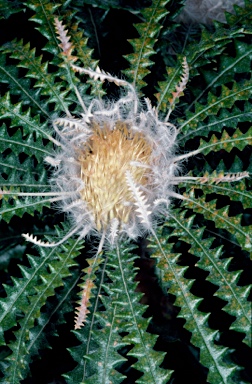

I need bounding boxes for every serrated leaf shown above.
[1,233,81,383]
[168,210,251,347]
[0,194,51,222]
[183,191,252,253]
[0,52,49,116]
[2,39,71,115]
[66,243,172,383]
[0,123,52,160]
[179,102,252,142]
[156,55,189,114]
[199,127,252,154]
[26,0,62,56]
[150,231,238,384]
[123,0,170,90]
[179,80,252,137]
[182,174,251,209]
[0,93,57,145]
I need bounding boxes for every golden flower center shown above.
[78,121,152,230]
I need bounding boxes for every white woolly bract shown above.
[125,170,152,229]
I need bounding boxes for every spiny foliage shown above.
[123,0,170,90]
[0,0,251,383]
[66,244,171,384]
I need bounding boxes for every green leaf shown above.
[179,102,252,142]
[155,55,189,113]
[0,198,49,223]
[183,191,252,253]
[185,23,244,69]
[26,271,80,362]
[179,80,252,137]
[0,93,57,144]
[150,229,238,384]
[0,0,24,19]
[1,233,81,383]
[2,39,71,116]
[169,210,251,347]
[0,123,52,159]
[225,0,252,32]
[66,243,172,383]
[26,0,62,55]
[188,39,252,110]
[123,0,170,90]
[199,127,252,154]
[0,52,49,117]
[0,159,48,192]
[182,174,251,209]
[111,244,171,384]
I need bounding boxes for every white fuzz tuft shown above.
[108,218,120,244]
[44,156,61,167]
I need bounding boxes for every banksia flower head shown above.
[47,97,179,245]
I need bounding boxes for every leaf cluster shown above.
[0,0,251,383]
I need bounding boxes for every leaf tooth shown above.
[18,264,32,279]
